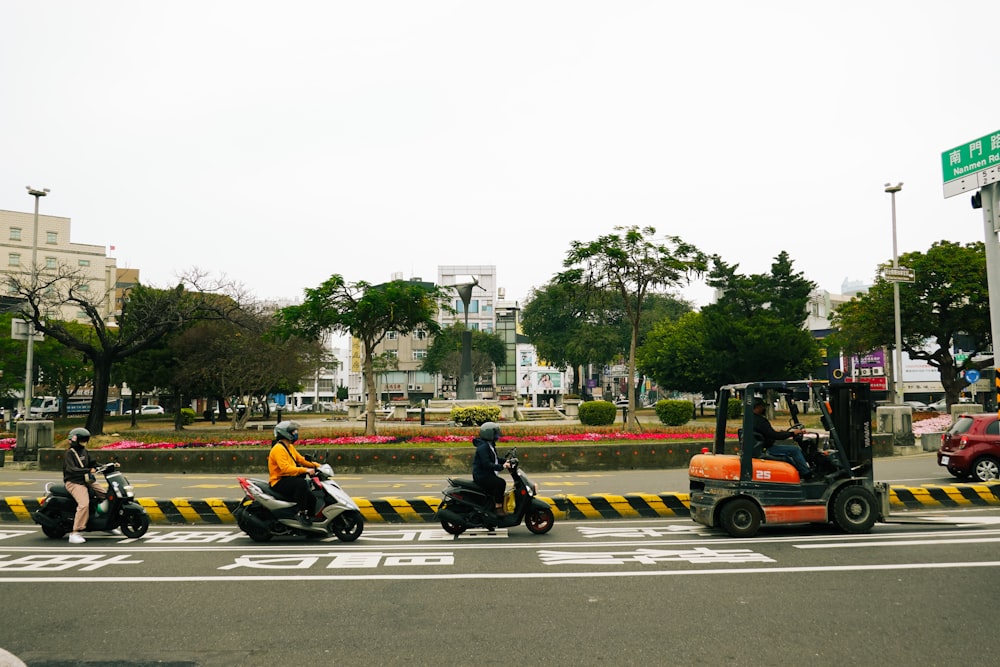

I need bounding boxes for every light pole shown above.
[885,182,904,405]
[23,186,49,418]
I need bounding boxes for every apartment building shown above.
[1,208,119,321]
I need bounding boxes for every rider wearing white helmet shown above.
[267,420,321,524]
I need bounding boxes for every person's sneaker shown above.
[67,532,86,544]
[103,528,123,536]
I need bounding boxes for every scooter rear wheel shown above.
[42,524,66,539]
[437,501,467,535]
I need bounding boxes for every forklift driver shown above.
[752,397,814,480]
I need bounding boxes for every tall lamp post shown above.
[885,182,904,405]
[23,186,49,418]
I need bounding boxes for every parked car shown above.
[902,400,928,411]
[937,413,1000,481]
[140,405,164,415]
[697,399,717,410]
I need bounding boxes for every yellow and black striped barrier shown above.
[2,483,999,525]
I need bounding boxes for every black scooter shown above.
[437,448,555,536]
[33,462,150,539]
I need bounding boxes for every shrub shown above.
[450,405,502,426]
[180,407,196,425]
[579,400,616,426]
[655,399,693,427]
[727,398,742,419]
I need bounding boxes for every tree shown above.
[277,276,450,435]
[522,282,690,395]
[640,253,821,396]
[830,240,990,407]
[8,264,243,434]
[637,311,716,396]
[558,226,707,431]
[422,323,506,385]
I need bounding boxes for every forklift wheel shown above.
[832,486,877,533]
[719,498,762,538]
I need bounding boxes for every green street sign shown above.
[942,129,1000,198]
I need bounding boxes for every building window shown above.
[77,283,90,292]
[385,350,398,359]
[387,331,398,340]
[9,228,21,241]
[8,253,20,267]
[412,350,427,360]
[78,259,90,267]
[45,257,56,269]
[415,329,427,340]
[46,231,57,244]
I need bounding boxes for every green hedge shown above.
[450,405,502,426]
[654,399,693,427]
[579,400,617,426]
[727,398,742,419]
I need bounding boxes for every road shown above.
[0,452,954,501]
[1,509,998,666]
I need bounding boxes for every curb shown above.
[2,483,999,526]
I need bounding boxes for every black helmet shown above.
[479,421,501,442]
[274,420,300,443]
[68,427,91,446]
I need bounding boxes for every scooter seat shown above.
[245,478,294,503]
[447,477,484,491]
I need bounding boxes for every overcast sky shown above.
[2,1,998,311]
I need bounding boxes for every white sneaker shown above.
[103,529,122,536]
[67,532,86,544]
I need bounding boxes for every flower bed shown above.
[97,431,734,450]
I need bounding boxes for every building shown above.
[350,267,564,405]
[1,208,120,321]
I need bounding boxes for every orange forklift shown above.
[688,380,891,538]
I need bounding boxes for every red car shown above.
[937,413,1000,482]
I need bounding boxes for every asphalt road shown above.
[0,452,952,501]
[2,510,999,666]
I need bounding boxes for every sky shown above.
[2,1,998,312]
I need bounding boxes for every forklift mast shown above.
[822,382,874,483]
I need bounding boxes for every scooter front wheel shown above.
[120,510,150,539]
[525,506,554,535]
[332,510,364,542]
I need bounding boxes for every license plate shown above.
[940,455,950,465]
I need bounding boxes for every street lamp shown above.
[884,182,904,405]
[24,186,50,418]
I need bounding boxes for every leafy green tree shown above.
[0,314,92,414]
[277,276,450,435]
[422,323,506,386]
[698,252,821,387]
[637,311,716,396]
[643,253,821,397]
[522,282,689,395]
[558,226,707,430]
[830,240,990,407]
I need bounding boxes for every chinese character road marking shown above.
[576,525,703,539]
[538,548,774,566]
[219,552,456,570]
[0,554,143,571]
[0,530,34,542]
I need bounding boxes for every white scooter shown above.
[234,463,364,542]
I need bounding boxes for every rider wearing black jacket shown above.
[472,421,510,515]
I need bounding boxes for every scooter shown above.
[234,462,364,542]
[437,447,555,536]
[32,462,151,539]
